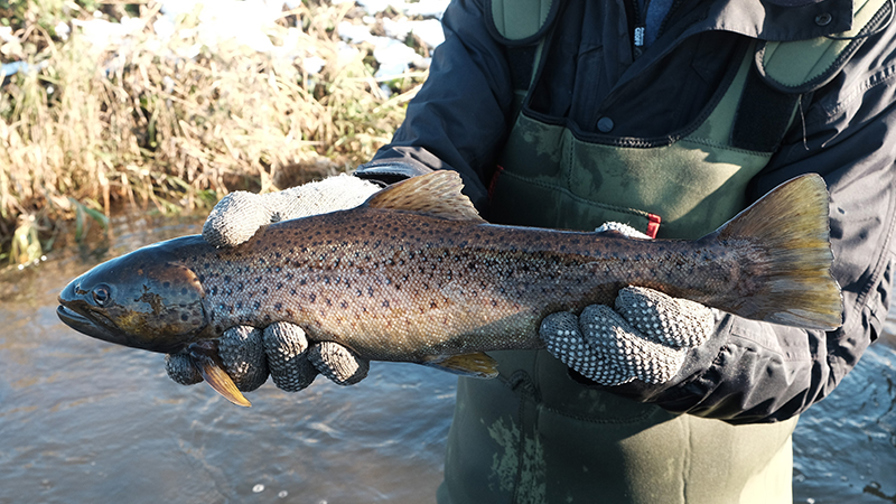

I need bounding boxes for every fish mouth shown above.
[57,302,190,354]
[56,302,122,343]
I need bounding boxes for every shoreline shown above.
[1,0,440,267]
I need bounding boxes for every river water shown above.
[0,214,894,503]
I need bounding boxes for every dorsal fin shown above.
[363,171,485,222]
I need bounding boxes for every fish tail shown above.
[711,173,842,330]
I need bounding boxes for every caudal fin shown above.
[712,173,842,330]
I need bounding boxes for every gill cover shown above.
[58,243,208,354]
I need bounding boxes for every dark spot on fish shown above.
[181,314,189,321]
[340,301,348,309]
[253,301,261,310]
[274,302,283,311]
[309,294,316,303]
[382,300,390,308]
[181,287,188,295]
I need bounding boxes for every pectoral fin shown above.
[422,353,498,379]
[188,341,252,407]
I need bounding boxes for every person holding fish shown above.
[84,0,896,502]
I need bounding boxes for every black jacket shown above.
[356,0,896,423]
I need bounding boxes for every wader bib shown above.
[437,0,884,502]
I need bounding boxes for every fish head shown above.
[57,245,208,354]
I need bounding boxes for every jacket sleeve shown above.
[356,0,514,212]
[612,23,896,424]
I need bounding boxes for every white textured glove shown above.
[167,175,380,392]
[540,222,715,386]
[166,322,369,391]
[541,286,715,386]
[203,174,380,247]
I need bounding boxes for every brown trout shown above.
[58,170,842,406]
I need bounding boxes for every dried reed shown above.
[0,1,422,266]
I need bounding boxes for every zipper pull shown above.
[633,25,645,58]
[634,26,645,48]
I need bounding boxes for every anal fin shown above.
[422,352,498,379]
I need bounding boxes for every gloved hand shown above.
[540,286,715,385]
[203,174,380,247]
[167,174,381,392]
[540,222,716,386]
[166,322,369,391]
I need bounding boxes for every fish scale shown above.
[57,170,842,406]
[194,210,621,360]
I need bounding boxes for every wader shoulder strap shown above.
[487,0,560,94]
[737,0,891,150]
[487,0,560,44]
[490,0,890,152]
[755,0,893,93]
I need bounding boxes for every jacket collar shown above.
[702,0,854,41]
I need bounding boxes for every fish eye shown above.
[92,285,111,306]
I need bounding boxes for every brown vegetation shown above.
[0,1,423,267]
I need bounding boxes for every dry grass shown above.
[0,1,423,267]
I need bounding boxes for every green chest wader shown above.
[435,1,886,502]
[437,47,799,504]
